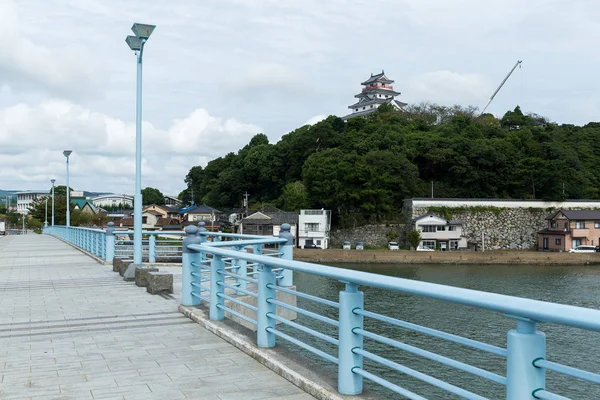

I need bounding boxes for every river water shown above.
[279,263,600,399]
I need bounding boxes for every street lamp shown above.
[51,179,56,226]
[63,150,72,227]
[124,22,156,280]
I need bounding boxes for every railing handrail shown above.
[189,243,600,332]
[202,238,288,247]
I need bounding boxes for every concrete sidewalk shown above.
[0,234,313,400]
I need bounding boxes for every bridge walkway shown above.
[0,234,313,400]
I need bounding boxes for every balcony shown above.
[571,228,590,238]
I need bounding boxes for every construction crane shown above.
[480,60,522,115]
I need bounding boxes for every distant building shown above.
[538,209,600,251]
[240,206,298,238]
[92,194,133,209]
[412,213,468,251]
[342,70,407,120]
[71,199,98,215]
[164,195,182,208]
[298,209,331,249]
[16,190,48,215]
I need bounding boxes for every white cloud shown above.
[0,0,102,98]
[0,101,261,194]
[303,115,327,126]
[406,71,490,108]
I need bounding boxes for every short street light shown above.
[123,22,156,281]
[63,150,72,227]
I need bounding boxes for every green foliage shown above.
[427,206,505,219]
[141,187,165,206]
[180,103,600,227]
[406,230,422,249]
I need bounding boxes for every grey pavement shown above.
[0,234,314,400]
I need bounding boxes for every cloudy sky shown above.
[1,0,599,196]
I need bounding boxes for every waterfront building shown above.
[342,70,407,120]
[240,206,298,238]
[16,190,48,215]
[298,209,331,249]
[92,194,133,209]
[411,213,468,251]
[538,209,600,251]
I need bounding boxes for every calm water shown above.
[279,263,600,399]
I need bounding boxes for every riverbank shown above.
[294,248,600,265]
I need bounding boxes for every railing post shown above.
[105,222,115,263]
[236,248,248,295]
[278,223,294,287]
[149,235,156,263]
[338,282,364,395]
[257,264,276,348]
[210,254,225,320]
[506,319,546,399]
[182,226,202,306]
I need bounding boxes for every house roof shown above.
[144,210,163,216]
[71,199,98,213]
[546,209,600,220]
[242,209,298,225]
[184,204,222,214]
[155,217,180,226]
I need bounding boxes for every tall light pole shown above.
[51,179,56,226]
[63,150,72,227]
[44,197,48,228]
[124,22,156,279]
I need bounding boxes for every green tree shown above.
[407,230,422,250]
[279,181,309,211]
[141,187,165,206]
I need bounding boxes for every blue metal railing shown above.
[44,222,600,398]
[181,223,600,400]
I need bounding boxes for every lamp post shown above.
[124,22,156,279]
[63,150,72,227]
[44,198,48,228]
[51,179,56,226]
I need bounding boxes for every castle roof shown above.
[361,71,394,85]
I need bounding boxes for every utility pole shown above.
[431,181,434,199]
[243,191,250,215]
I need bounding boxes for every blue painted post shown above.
[257,264,276,348]
[278,223,294,287]
[338,282,364,395]
[253,244,262,275]
[182,226,202,306]
[506,319,546,399]
[210,254,225,320]
[198,221,207,270]
[105,222,115,263]
[237,248,248,295]
[149,235,156,263]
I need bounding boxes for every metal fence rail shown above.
[43,222,600,399]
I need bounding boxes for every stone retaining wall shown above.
[330,224,405,248]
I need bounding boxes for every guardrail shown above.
[182,224,600,399]
[44,222,600,398]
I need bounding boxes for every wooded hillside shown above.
[179,104,600,227]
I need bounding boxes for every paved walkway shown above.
[0,234,313,400]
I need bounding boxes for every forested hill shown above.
[179,104,600,227]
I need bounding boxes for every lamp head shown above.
[51,179,56,185]
[131,23,155,39]
[125,35,143,51]
[63,150,72,157]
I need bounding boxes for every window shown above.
[576,221,585,229]
[316,240,321,245]
[370,105,373,108]
[555,238,561,245]
[422,240,436,249]
[436,226,446,231]
[305,223,319,232]
[543,238,549,249]
[448,226,456,231]
[551,222,557,228]
[422,226,436,233]
[355,109,358,112]
[142,216,148,224]
[362,107,365,110]
[595,222,600,228]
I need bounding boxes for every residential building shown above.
[412,213,468,251]
[144,204,181,221]
[141,209,163,230]
[164,195,182,208]
[240,206,298,239]
[16,190,48,215]
[538,209,600,251]
[92,194,134,209]
[71,199,98,215]
[182,204,226,231]
[298,209,331,249]
[342,70,407,120]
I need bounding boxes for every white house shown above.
[92,194,133,209]
[164,195,182,208]
[412,213,468,251]
[16,190,49,215]
[298,209,331,249]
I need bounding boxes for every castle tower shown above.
[343,70,407,120]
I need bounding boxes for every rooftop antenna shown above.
[480,60,522,115]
